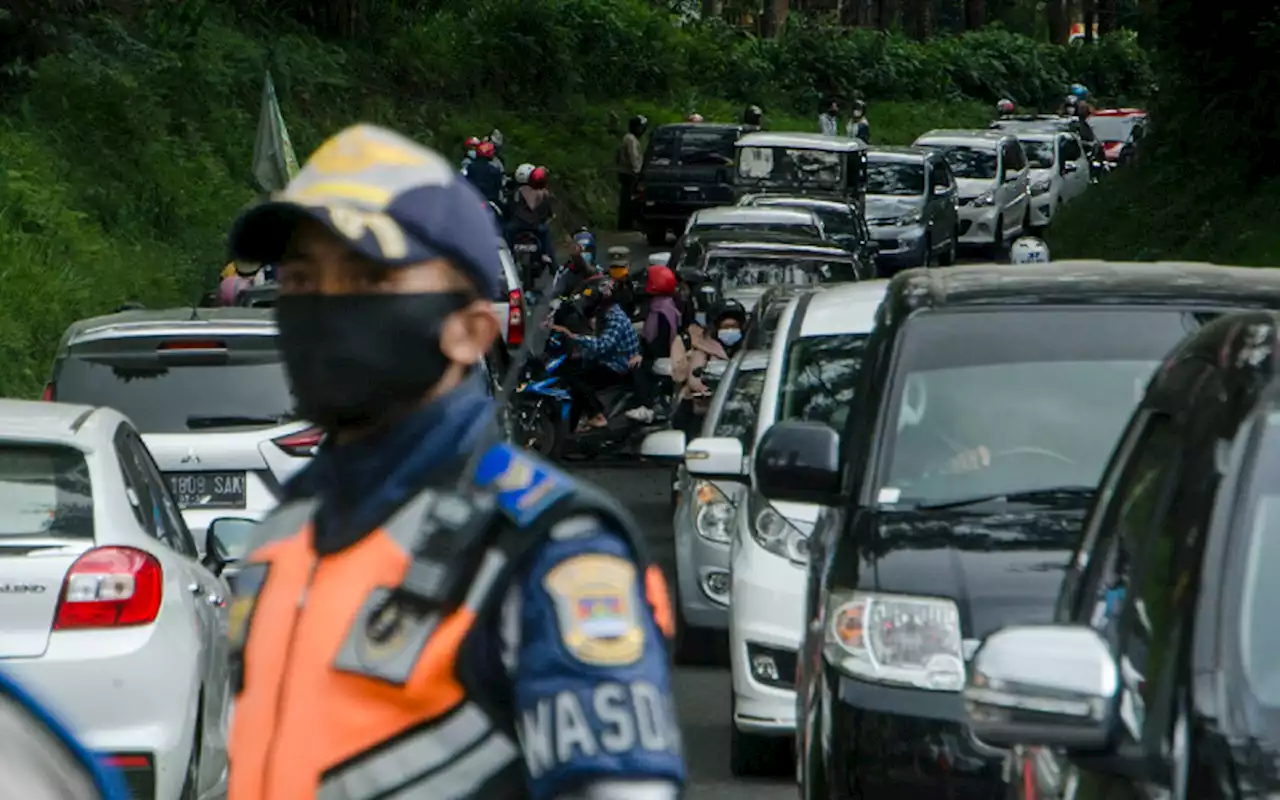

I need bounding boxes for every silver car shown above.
[0,399,232,800]
[864,145,960,273]
[641,349,769,664]
[43,308,314,544]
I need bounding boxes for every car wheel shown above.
[645,225,667,247]
[939,233,957,266]
[729,693,789,777]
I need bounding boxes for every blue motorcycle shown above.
[513,332,573,457]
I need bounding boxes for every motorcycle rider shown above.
[551,276,644,432]
[223,123,684,798]
[819,98,839,136]
[606,246,639,319]
[463,140,505,207]
[551,229,600,298]
[486,128,506,172]
[625,265,682,423]
[460,135,481,171]
[686,112,703,123]
[672,300,746,435]
[1010,236,1050,264]
[846,98,870,142]
[996,98,1015,118]
[507,165,556,265]
[617,115,646,230]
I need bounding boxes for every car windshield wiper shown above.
[913,485,1097,511]
[186,414,291,429]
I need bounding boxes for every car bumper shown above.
[3,622,201,800]
[956,205,1000,245]
[674,504,730,631]
[870,224,930,273]
[817,666,1005,798]
[1028,189,1056,227]
[730,535,806,736]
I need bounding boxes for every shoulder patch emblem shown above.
[543,554,644,666]
[474,443,572,526]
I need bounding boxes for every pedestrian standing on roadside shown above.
[617,114,647,230]
[819,99,839,136]
[846,99,871,143]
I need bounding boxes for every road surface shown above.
[569,459,793,799]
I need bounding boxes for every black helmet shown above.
[628,115,648,135]
[712,298,747,327]
[576,275,614,317]
[743,104,762,126]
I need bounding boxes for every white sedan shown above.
[0,399,232,800]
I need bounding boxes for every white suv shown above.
[682,280,890,776]
[43,308,315,543]
[913,129,1030,253]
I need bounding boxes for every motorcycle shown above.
[511,230,551,293]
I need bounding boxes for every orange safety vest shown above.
[227,445,673,799]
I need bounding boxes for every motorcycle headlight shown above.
[692,480,734,544]
[1031,178,1051,195]
[824,590,965,692]
[970,191,995,207]
[747,492,808,564]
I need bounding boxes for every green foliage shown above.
[0,0,1155,398]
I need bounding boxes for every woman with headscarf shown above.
[626,265,683,422]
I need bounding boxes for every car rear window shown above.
[704,255,858,288]
[677,128,737,165]
[54,334,296,434]
[778,333,869,431]
[0,444,92,538]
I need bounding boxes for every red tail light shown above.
[53,547,163,630]
[157,340,225,350]
[508,289,524,346]
[273,426,325,457]
[41,383,53,401]
[101,753,152,769]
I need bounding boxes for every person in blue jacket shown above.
[0,669,129,798]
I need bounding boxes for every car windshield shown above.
[711,367,768,451]
[55,335,297,434]
[1088,115,1137,143]
[866,160,926,195]
[932,145,998,179]
[691,219,820,238]
[737,146,842,188]
[1021,140,1056,169]
[1238,411,1280,705]
[0,444,92,538]
[678,128,737,165]
[778,333,868,430]
[877,309,1215,507]
[704,255,858,288]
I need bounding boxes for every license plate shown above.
[513,243,538,252]
[165,471,246,509]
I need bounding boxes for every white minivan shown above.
[1014,129,1091,230]
[913,129,1030,253]
[681,280,891,776]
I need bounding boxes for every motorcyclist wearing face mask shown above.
[223,124,685,800]
[671,300,746,435]
[551,228,599,298]
[462,140,505,206]
[845,99,870,142]
[551,275,646,432]
[606,246,639,319]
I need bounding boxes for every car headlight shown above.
[895,212,922,225]
[747,492,808,564]
[1031,178,1051,194]
[970,191,994,207]
[824,590,965,691]
[693,480,734,544]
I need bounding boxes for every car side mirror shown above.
[965,624,1119,750]
[640,430,687,462]
[1062,162,1079,173]
[1004,168,1020,182]
[685,436,746,479]
[754,421,841,505]
[204,517,257,575]
[932,183,949,195]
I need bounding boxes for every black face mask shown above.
[274,292,472,431]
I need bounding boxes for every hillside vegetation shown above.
[0,0,1156,397]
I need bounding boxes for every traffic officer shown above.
[222,124,686,799]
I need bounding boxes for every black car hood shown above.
[833,505,1087,641]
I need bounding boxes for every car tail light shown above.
[53,547,163,630]
[157,339,225,350]
[41,383,53,401]
[274,426,324,457]
[100,753,152,769]
[508,289,524,346]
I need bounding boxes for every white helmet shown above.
[1010,236,1050,264]
[514,163,535,184]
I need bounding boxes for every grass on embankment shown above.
[1047,165,1280,266]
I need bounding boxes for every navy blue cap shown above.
[228,124,503,299]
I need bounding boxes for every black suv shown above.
[750,262,1280,799]
[966,308,1280,799]
[637,122,749,246]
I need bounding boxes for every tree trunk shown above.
[1045,0,1068,44]
[877,0,900,30]
[701,0,723,18]
[908,0,934,38]
[1097,0,1116,35]
[1082,0,1096,42]
[762,0,788,36]
[963,0,985,31]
